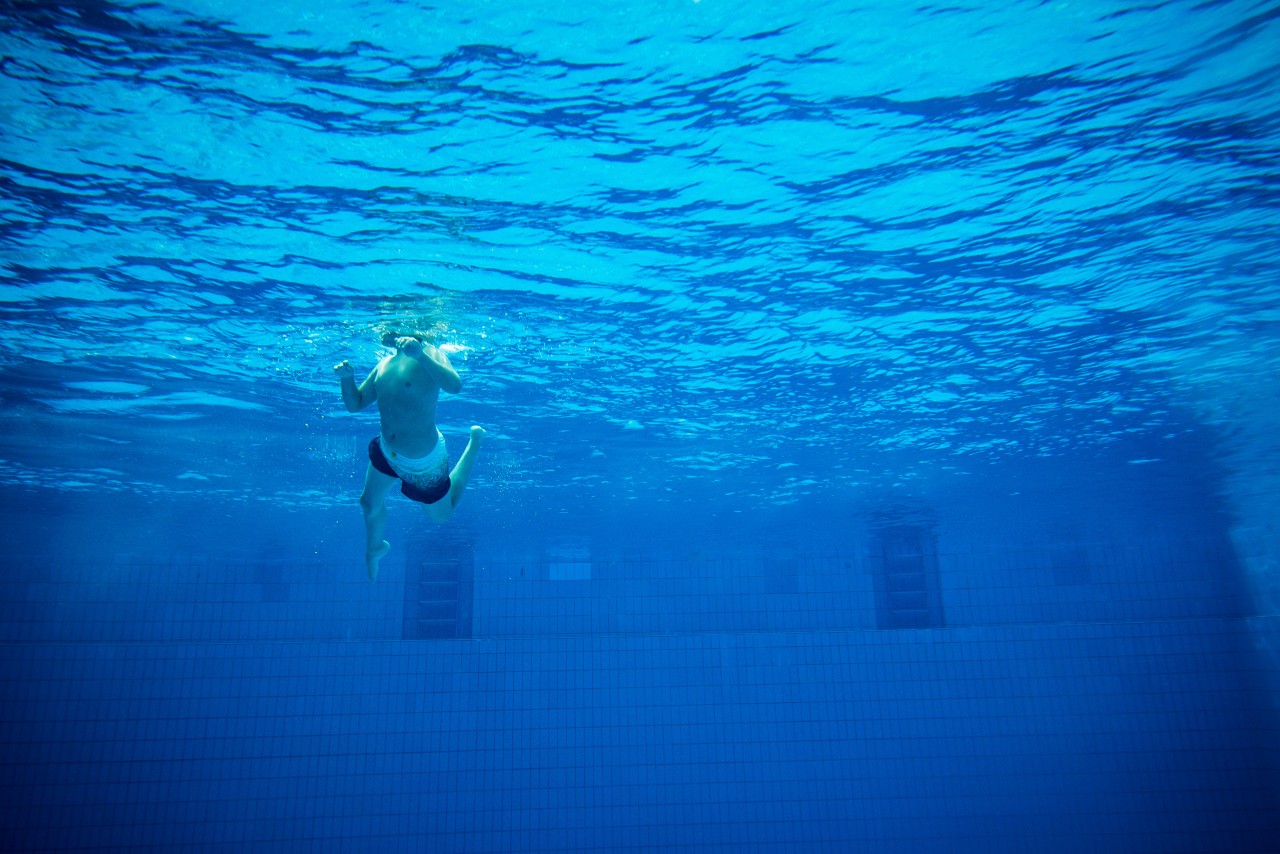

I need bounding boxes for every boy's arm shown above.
[334,361,379,412]
[398,338,462,394]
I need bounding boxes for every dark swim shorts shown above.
[368,437,451,505]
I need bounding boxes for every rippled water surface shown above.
[2,0,1278,543]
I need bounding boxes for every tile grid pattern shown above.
[1,545,1277,852]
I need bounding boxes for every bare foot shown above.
[470,425,486,445]
[366,540,390,582]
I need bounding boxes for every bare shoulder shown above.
[359,357,388,392]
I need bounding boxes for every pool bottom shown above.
[2,616,1276,853]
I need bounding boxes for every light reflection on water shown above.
[0,1,1275,572]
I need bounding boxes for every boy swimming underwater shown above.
[334,333,485,580]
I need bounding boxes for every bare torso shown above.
[373,352,442,458]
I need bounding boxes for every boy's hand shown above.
[333,360,354,378]
[396,337,424,356]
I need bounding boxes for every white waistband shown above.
[379,429,446,475]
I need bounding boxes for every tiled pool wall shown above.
[2,531,1277,852]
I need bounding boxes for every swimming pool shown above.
[2,0,1278,850]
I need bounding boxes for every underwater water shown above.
[2,0,1279,851]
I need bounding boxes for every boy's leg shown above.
[424,426,486,524]
[359,462,398,581]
